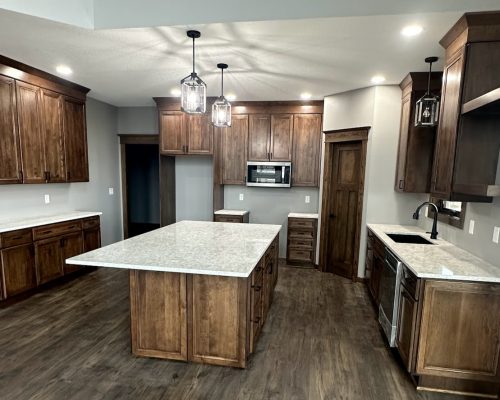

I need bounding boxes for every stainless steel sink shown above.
[386,233,434,245]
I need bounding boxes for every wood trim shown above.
[439,12,500,49]
[118,134,159,145]
[319,127,370,279]
[0,55,89,101]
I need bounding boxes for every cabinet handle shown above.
[60,238,66,247]
[67,171,71,181]
[19,170,24,182]
[270,152,273,160]
[252,285,262,291]
[186,145,189,153]
[252,317,261,324]
[399,180,404,190]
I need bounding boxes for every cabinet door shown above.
[396,284,419,372]
[187,114,213,154]
[417,280,500,382]
[160,111,186,155]
[35,237,64,285]
[83,227,101,252]
[395,92,411,192]
[41,89,66,183]
[0,76,22,184]
[16,81,45,183]
[369,252,383,305]
[1,244,36,297]
[61,232,83,274]
[248,114,270,161]
[63,97,88,182]
[431,51,464,198]
[221,115,248,184]
[292,114,322,186]
[270,114,293,161]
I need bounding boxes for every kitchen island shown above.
[67,220,281,368]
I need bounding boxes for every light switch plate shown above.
[493,227,500,244]
[108,187,114,195]
[305,195,310,204]
[44,194,50,204]
[239,193,244,201]
[468,220,475,235]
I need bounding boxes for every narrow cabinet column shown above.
[292,114,322,186]
[248,114,270,161]
[0,76,22,184]
[16,81,45,183]
[221,115,248,184]
[63,97,88,182]
[270,114,293,161]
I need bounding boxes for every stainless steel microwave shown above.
[246,162,291,188]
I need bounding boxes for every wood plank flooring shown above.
[0,264,467,400]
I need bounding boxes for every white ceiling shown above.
[0,5,496,106]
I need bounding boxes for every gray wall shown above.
[0,97,123,246]
[117,107,158,134]
[224,186,319,257]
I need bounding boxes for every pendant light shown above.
[180,30,206,114]
[415,57,440,127]
[212,63,232,127]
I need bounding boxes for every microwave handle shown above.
[282,167,285,181]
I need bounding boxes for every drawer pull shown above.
[252,285,262,291]
[252,317,261,324]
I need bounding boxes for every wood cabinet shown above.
[395,72,442,193]
[0,215,101,302]
[366,230,384,305]
[0,75,22,184]
[221,114,248,184]
[213,211,249,223]
[247,114,293,161]
[292,114,322,186]
[160,111,213,155]
[0,56,89,186]
[286,217,317,266]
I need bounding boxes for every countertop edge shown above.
[0,211,103,233]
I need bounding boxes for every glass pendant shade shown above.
[212,63,231,127]
[180,30,206,114]
[181,73,207,114]
[415,56,440,127]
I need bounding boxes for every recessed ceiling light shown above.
[300,92,312,100]
[401,25,423,37]
[226,93,236,101]
[56,65,72,76]
[170,88,181,97]
[371,75,386,84]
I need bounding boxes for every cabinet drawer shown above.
[0,229,33,249]
[288,218,315,230]
[82,216,99,230]
[214,215,242,223]
[33,220,82,241]
[288,229,314,240]
[288,249,314,262]
[288,238,314,249]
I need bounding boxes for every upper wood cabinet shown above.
[247,114,293,162]
[159,111,213,155]
[0,56,90,185]
[292,114,322,186]
[221,114,248,184]
[431,13,500,202]
[395,72,442,193]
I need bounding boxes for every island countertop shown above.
[368,224,500,283]
[67,220,281,278]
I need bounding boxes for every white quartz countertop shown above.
[368,224,500,283]
[288,212,319,219]
[0,211,102,233]
[214,209,249,216]
[67,220,281,278]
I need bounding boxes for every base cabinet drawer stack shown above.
[0,215,101,302]
[213,210,249,223]
[287,216,317,266]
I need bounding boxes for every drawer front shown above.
[0,229,33,249]
[33,220,82,241]
[288,238,314,249]
[288,249,314,262]
[288,229,314,240]
[82,216,100,230]
[401,265,420,300]
[214,215,242,223]
[288,218,316,230]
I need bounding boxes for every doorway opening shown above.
[319,127,369,280]
[120,135,160,238]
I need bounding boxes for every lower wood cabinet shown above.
[395,282,420,372]
[366,230,384,306]
[61,232,84,275]
[287,217,317,266]
[0,243,36,297]
[35,237,65,285]
[213,211,249,223]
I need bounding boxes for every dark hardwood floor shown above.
[0,263,466,400]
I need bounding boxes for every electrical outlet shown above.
[468,220,475,235]
[239,193,244,201]
[44,194,50,204]
[108,187,114,195]
[305,195,310,204]
[493,227,500,244]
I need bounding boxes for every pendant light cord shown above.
[426,61,432,95]
[221,68,224,97]
[192,37,195,74]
